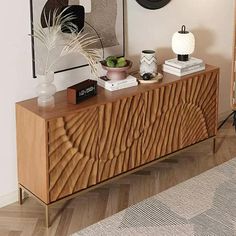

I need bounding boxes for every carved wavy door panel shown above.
[142,81,185,164]
[142,70,218,163]
[48,108,99,202]
[181,71,218,147]
[98,94,145,182]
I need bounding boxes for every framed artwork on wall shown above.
[30,0,125,78]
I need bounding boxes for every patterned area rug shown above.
[72,158,236,236]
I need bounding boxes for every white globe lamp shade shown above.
[172,25,195,61]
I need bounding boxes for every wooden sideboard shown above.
[16,65,219,226]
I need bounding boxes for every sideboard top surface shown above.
[16,65,219,120]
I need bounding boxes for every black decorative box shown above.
[67,80,97,104]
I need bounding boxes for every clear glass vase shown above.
[36,72,56,108]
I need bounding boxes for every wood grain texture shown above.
[16,105,49,203]
[98,94,145,182]
[48,108,99,202]
[182,71,218,145]
[99,70,219,179]
[142,82,184,164]
[146,71,218,160]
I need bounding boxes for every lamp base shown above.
[178,55,189,61]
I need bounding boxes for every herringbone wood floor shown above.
[0,119,235,236]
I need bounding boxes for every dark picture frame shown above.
[136,0,171,10]
[30,0,125,78]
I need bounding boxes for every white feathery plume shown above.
[31,7,101,76]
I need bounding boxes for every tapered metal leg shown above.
[45,205,50,228]
[213,138,216,154]
[18,187,23,205]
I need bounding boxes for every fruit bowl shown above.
[101,60,133,81]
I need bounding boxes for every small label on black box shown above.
[77,85,97,102]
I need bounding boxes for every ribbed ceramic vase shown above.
[36,72,56,108]
[140,50,158,76]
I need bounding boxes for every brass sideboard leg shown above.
[45,205,50,228]
[213,138,217,154]
[18,187,23,205]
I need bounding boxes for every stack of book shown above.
[98,75,138,91]
[163,57,205,76]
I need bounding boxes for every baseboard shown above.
[0,191,18,208]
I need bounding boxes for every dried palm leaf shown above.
[31,7,101,76]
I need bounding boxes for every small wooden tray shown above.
[131,72,163,84]
[139,73,163,84]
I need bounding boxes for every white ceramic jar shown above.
[140,50,158,76]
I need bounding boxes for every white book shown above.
[98,81,138,91]
[165,57,204,69]
[163,63,205,74]
[98,75,137,88]
[163,65,205,76]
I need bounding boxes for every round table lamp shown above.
[172,25,195,61]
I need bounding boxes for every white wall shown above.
[127,0,234,115]
[0,0,234,201]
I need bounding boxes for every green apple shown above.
[106,56,117,67]
[116,57,127,67]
